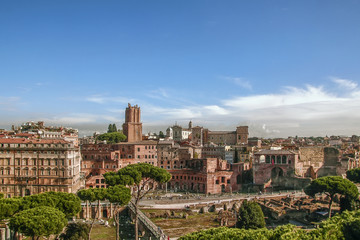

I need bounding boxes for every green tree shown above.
[106,185,131,240]
[159,131,165,138]
[96,132,126,143]
[22,191,81,218]
[60,222,90,240]
[304,176,359,218]
[340,196,359,212]
[107,124,113,133]
[77,189,97,240]
[343,218,360,240]
[347,168,360,183]
[0,193,4,199]
[104,163,171,240]
[0,197,23,220]
[9,206,67,240]
[236,200,266,229]
[92,188,107,219]
[107,123,118,133]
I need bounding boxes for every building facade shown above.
[0,138,82,197]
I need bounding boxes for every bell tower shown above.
[122,103,142,142]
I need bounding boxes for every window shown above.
[137,148,140,152]
[227,179,230,184]
[96,179,99,183]
[216,180,219,184]
[221,177,225,183]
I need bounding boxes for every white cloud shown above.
[27,78,360,137]
[42,113,122,125]
[221,76,252,90]
[222,85,338,110]
[331,77,358,90]
[204,105,229,115]
[86,95,132,104]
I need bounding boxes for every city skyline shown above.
[1,1,360,137]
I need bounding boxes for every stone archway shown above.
[271,167,284,179]
[25,188,30,196]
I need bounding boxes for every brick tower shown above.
[236,126,249,145]
[122,103,142,142]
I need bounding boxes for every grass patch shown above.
[90,225,116,240]
[147,211,221,238]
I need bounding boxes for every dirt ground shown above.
[142,209,230,238]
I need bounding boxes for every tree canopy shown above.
[347,168,360,183]
[60,222,90,240]
[96,132,126,143]
[304,176,359,217]
[104,163,171,187]
[107,123,118,133]
[180,209,360,240]
[9,206,68,239]
[22,191,81,218]
[104,163,171,240]
[106,185,131,205]
[0,197,23,220]
[237,200,265,229]
[106,185,131,240]
[159,131,165,138]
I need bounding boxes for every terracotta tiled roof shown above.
[0,138,70,144]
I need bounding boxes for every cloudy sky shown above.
[1,1,360,137]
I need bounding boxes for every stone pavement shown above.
[139,191,305,209]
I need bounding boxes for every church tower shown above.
[122,103,142,142]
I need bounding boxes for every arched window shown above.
[237,174,242,184]
[276,156,281,164]
[265,155,270,164]
[282,155,287,164]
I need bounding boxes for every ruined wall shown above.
[297,147,324,178]
[317,147,339,177]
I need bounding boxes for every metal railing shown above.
[128,202,167,240]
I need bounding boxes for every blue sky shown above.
[1,0,360,137]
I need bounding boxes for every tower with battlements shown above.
[122,103,142,142]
